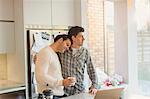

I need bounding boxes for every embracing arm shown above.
[35,53,63,88]
[35,52,73,88]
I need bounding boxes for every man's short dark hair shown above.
[68,26,84,43]
[54,34,69,42]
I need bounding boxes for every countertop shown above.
[60,84,127,99]
[0,80,25,94]
[60,93,94,99]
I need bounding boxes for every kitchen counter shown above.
[60,84,127,99]
[60,93,94,99]
[0,80,25,94]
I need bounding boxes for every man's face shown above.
[59,39,71,53]
[73,32,85,46]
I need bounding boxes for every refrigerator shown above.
[27,28,68,98]
[27,29,54,98]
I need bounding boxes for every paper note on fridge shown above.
[32,32,52,53]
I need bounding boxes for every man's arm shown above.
[35,51,74,88]
[85,49,98,94]
[35,52,63,88]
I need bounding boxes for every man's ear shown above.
[72,36,75,40]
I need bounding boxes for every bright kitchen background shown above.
[0,0,149,98]
[85,0,150,98]
[136,0,150,96]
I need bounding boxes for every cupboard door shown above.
[24,0,52,26]
[0,22,15,53]
[0,0,14,20]
[52,0,75,26]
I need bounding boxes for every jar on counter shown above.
[43,89,53,99]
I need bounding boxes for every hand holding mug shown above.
[67,77,76,86]
[63,77,76,87]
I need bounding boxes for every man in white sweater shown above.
[35,34,75,98]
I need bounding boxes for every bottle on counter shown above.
[42,86,53,99]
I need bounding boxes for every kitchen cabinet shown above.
[0,22,15,53]
[24,0,81,27]
[0,90,25,99]
[0,0,15,53]
[24,0,52,26]
[52,0,81,26]
[0,0,14,21]
[0,0,26,97]
[52,0,75,26]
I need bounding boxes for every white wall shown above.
[114,0,138,95]
[81,0,88,48]
[74,0,81,26]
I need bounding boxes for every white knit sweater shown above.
[35,46,64,96]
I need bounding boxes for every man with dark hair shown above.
[67,26,85,44]
[35,34,76,99]
[54,34,69,42]
[58,26,98,96]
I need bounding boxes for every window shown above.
[87,0,115,75]
[136,0,150,96]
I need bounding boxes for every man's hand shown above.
[89,88,97,95]
[63,77,76,87]
[32,53,37,64]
